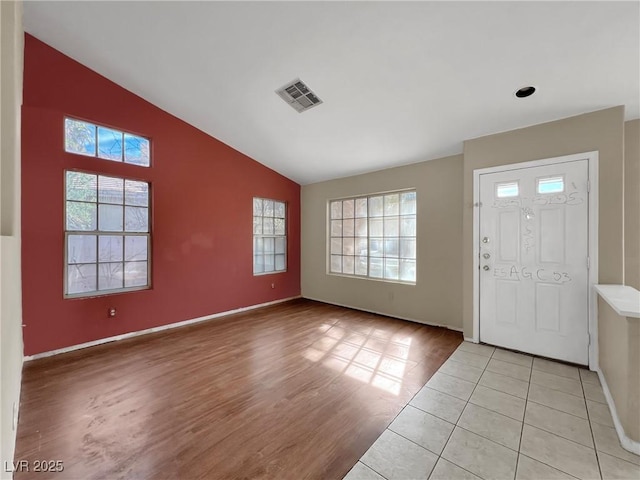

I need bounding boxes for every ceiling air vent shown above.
[276,79,323,113]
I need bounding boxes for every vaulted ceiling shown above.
[23,1,640,184]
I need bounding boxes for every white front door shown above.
[479,159,590,365]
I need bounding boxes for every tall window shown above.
[329,191,416,283]
[253,198,287,274]
[65,171,150,297]
[65,118,150,167]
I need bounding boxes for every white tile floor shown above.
[344,341,640,480]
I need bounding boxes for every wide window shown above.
[329,191,416,283]
[253,198,287,274]
[65,118,150,167]
[65,171,150,297]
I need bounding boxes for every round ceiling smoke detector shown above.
[515,86,536,98]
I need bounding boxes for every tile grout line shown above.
[448,345,600,480]
[433,354,592,423]
[358,461,389,480]
[429,343,481,479]
[516,452,582,480]
[582,373,605,480]
[514,353,608,479]
[515,353,534,479]
[436,344,496,479]
[440,345,639,479]
[447,358,600,475]
[522,421,599,452]
[495,350,598,480]
[525,397,589,422]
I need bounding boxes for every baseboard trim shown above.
[302,296,463,333]
[24,296,302,361]
[596,368,640,455]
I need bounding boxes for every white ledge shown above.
[594,284,640,318]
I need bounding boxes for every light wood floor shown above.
[14,299,462,479]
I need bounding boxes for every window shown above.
[65,171,150,297]
[253,198,286,274]
[496,181,519,198]
[537,176,564,194]
[65,118,150,167]
[329,191,417,283]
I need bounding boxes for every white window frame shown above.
[328,189,417,284]
[64,170,151,298]
[253,197,287,275]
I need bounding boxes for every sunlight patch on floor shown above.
[303,323,412,395]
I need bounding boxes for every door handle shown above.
[483,265,490,271]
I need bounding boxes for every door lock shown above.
[483,265,490,271]
[482,237,490,243]
[483,253,491,259]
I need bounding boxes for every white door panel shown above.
[479,160,589,365]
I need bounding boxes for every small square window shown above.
[496,182,519,198]
[537,176,564,194]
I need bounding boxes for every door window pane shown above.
[496,182,519,198]
[537,176,564,194]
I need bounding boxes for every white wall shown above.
[1,1,24,477]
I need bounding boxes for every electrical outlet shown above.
[108,307,117,318]
[12,402,18,430]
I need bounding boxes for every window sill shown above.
[253,270,287,276]
[327,272,416,286]
[64,285,151,299]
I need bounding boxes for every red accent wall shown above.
[21,35,301,356]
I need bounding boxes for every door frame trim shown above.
[472,151,599,368]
